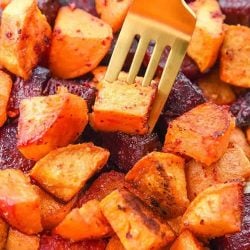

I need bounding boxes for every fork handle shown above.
[129,0,196,36]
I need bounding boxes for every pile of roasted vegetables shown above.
[0,0,249,249]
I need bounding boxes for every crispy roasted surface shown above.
[0,169,42,235]
[163,102,235,166]
[0,0,51,79]
[49,6,112,79]
[126,152,189,218]
[31,143,109,202]
[220,25,250,88]
[182,182,243,238]
[17,92,88,161]
[100,189,175,250]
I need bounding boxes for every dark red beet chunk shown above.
[38,0,61,26]
[43,78,97,111]
[144,46,201,81]
[219,0,250,26]
[0,123,35,173]
[39,234,107,250]
[210,193,250,250]
[230,91,250,128]
[100,132,161,173]
[156,72,205,139]
[7,67,50,118]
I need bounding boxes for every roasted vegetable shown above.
[31,143,109,202]
[0,0,51,79]
[106,235,125,250]
[49,6,112,79]
[0,218,8,250]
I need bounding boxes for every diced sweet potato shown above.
[77,170,125,207]
[0,70,12,127]
[34,186,76,230]
[230,128,250,159]
[198,68,236,105]
[95,0,132,32]
[54,199,112,241]
[220,25,250,88]
[167,217,182,236]
[0,217,8,250]
[17,92,88,161]
[100,189,175,250]
[5,228,40,250]
[187,144,250,200]
[187,0,225,72]
[106,235,125,250]
[170,230,204,250]
[0,169,42,235]
[90,73,157,135]
[182,182,243,238]
[49,6,112,79]
[31,143,109,202]
[0,0,51,79]
[163,102,235,166]
[125,152,189,218]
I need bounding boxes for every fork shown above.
[103,0,196,133]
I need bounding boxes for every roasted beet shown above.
[156,72,205,139]
[43,78,97,111]
[100,132,161,173]
[39,234,107,250]
[230,91,250,127]
[7,67,50,118]
[0,123,35,173]
[211,193,250,250]
[144,46,201,80]
[38,0,61,26]
[219,0,250,26]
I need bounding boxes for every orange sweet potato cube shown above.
[182,182,243,238]
[0,218,8,250]
[220,25,250,88]
[163,102,235,166]
[17,92,88,161]
[5,228,40,250]
[100,189,175,250]
[125,152,189,218]
[30,143,109,202]
[54,199,112,241]
[170,230,204,250]
[49,7,112,79]
[90,73,157,135]
[187,0,225,72]
[0,169,42,235]
[0,0,51,79]
[95,0,132,32]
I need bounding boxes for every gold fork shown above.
[103,0,196,133]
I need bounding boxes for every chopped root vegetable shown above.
[167,217,182,236]
[100,189,175,250]
[90,72,157,135]
[182,182,243,238]
[0,71,12,127]
[106,235,125,250]
[170,230,204,250]
[54,199,112,241]
[5,228,40,250]
[0,218,8,250]
[0,169,42,235]
[163,102,235,166]
[34,186,76,230]
[187,0,225,72]
[125,152,189,218]
[0,0,51,79]
[49,6,112,79]
[17,92,88,161]
[220,25,250,88]
[30,143,109,202]
[95,0,133,32]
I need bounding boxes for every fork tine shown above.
[141,41,165,87]
[127,37,150,84]
[104,21,135,83]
